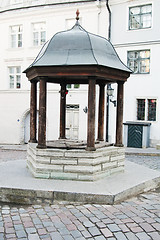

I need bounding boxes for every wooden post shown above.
[59,82,66,139]
[37,79,47,148]
[29,81,37,143]
[115,81,124,146]
[87,78,96,151]
[97,84,105,141]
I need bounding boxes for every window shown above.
[32,22,46,46]
[10,25,23,48]
[137,99,156,121]
[129,4,152,30]
[127,50,150,74]
[67,84,80,89]
[8,67,21,89]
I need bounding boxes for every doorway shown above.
[66,105,79,140]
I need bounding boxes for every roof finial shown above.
[76,9,80,21]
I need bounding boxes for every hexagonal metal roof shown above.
[24,21,131,74]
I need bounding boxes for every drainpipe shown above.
[106,0,111,41]
[106,0,111,142]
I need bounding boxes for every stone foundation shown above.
[27,143,125,181]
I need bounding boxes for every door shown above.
[66,105,79,140]
[127,124,143,148]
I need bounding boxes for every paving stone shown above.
[50,232,63,240]
[114,232,128,240]
[148,232,160,240]
[88,226,101,236]
[83,220,95,227]
[118,224,130,232]
[107,223,121,232]
[28,233,40,240]
[25,227,37,234]
[94,236,106,240]
[58,227,70,236]
[125,232,139,240]
[100,227,113,237]
[95,221,106,228]
[136,232,151,240]
[62,235,74,240]
[70,230,82,238]
[16,230,27,238]
[152,222,160,231]
[139,222,155,232]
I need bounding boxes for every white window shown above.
[10,25,23,48]
[8,67,21,89]
[32,22,46,46]
[127,50,150,74]
[129,4,152,30]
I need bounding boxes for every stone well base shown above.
[27,143,125,181]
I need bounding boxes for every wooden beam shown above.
[37,79,47,148]
[97,84,105,141]
[87,78,96,151]
[59,82,66,139]
[115,81,124,147]
[29,81,37,143]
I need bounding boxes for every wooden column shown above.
[29,81,37,143]
[97,84,105,141]
[115,81,124,147]
[87,78,96,151]
[59,82,66,139]
[37,79,47,148]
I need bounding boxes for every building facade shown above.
[0,0,159,147]
[110,0,160,147]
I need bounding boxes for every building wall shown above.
[0,0,111,144]
[0,0,159,147]
[110,0,160,147]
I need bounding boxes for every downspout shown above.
[106,0,111,41]
[106,0,111,142]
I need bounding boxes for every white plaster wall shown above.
[110,0,160,146]
[0,0,110,144]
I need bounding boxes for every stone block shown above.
[110,155,125,162]
[102,161,117,170]
[78,156,109,166]
[27,143,125,181]
[51,158,78,165]
[64,165,101,174]
[50,172,78,180]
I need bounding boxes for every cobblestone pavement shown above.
[0,148,160,239]
[126,155,160,171]
[0,190,160,240]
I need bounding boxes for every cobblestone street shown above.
[0,147,160,239]
[126,155,160,171]
[0,191,160,240]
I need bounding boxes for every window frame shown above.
[129,4,152,30]
[10,25,23,48]
[127,49,150,74]
[32,22,46,47]
[8,66,21,89]
[137,98,157,122]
